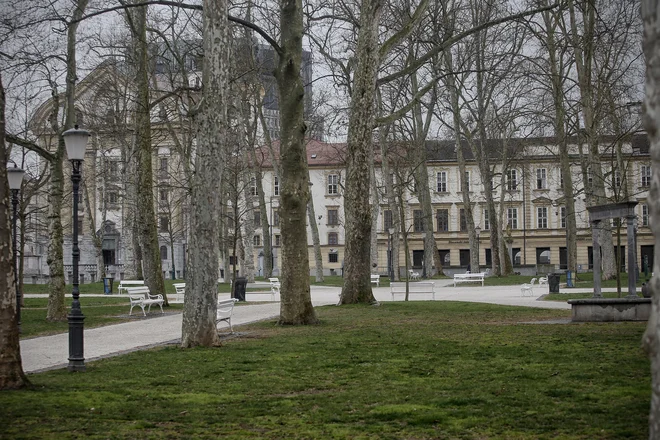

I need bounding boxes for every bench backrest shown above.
[390,281,435,292]
[126,286,150,297]
[120,280,145,286]
[268,277,280,283]
[173,283,186,293]
[217,298,237,319]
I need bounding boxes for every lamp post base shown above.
[67,311,85,372]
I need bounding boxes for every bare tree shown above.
[0,73,29,390]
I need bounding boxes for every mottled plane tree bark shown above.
[181,0,229,346]
[0,73,29,390]
[275,0,318,324]
[642,1,660,436]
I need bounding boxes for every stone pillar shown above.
[592,220,602,298]
[627,214,637,297]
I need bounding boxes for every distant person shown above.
[466,264,471,273]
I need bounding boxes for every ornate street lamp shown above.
[7,163,25,332]
[63,125,90,372]
[474,225,481,273]
[388,227,395,281]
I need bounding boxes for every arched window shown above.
[160,245,168,260]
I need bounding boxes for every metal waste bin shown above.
[548,273,560,293]
[233,277,247,301]
[102,277,114,294]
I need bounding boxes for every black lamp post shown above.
[7,163,25,332]
[388,227,395,281]
[475,225,481,273]
[63,125,90,373]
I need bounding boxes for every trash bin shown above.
[548,273,560,293]
[102,277,114,295]
[233,277,247,301]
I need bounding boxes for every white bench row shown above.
[453,272,486,287]
[390,281,435,300]
[371,274,380,287]
[118,280,145,294]
[126,287,165,316]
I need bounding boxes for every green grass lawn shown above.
[2,302,649,439]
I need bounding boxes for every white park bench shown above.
[370,274,380,287]
[216,298,239,333]
[269,277,281,299]
[173,283,186,302]
[390,281,435,300]
[520,278,538,297]
[118,280,145,294]
[453,272,486,287]
[408,269,420,280]
[126,286,165,316]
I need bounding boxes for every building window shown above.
[643,204,649,226]
[613,170,622,189]
[107,160,119,177]
[107,191,118,204]
[459,208,467,232]
[273,209,280,227]
[507,208,518,229]
[250,177,258,196]
[461,171,470,192]
[160,245,168,260]
[384,209,393,231]
[436,171,447,192]
[253,235,261,246]
[536,168,547,189]
[275,234,281,246]
[484,209,490,230]
[78,218,84,233]
[160,157,168,172]
[274,176,279,196]
[560,206,567,228]
[159,216,169,232]
[159,189,168,202]
[327,208,339,225]
[642,165,652,187]
[329,252,339,263]
[328,232,339,245]
[536,247,551,264]
[506,169,518,190]
[537,207,548,229]
[327,174,339,195]
[413,210,423,232]
[254,210,261,225]
[436,209,448,232]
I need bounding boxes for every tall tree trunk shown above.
[339,0,381,305]
[127,2,167,301]
[181,0,229,346]
[307,199,324,282]
[641,2,660,435]
[47,0,88,320]
[410,65,439,279]
[568,0,616,279]
[443,49,478,272]
[275,0,317,324]
[0,73,29,390]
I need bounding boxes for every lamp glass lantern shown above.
[7,166,25,190]
[63,126,90,161]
